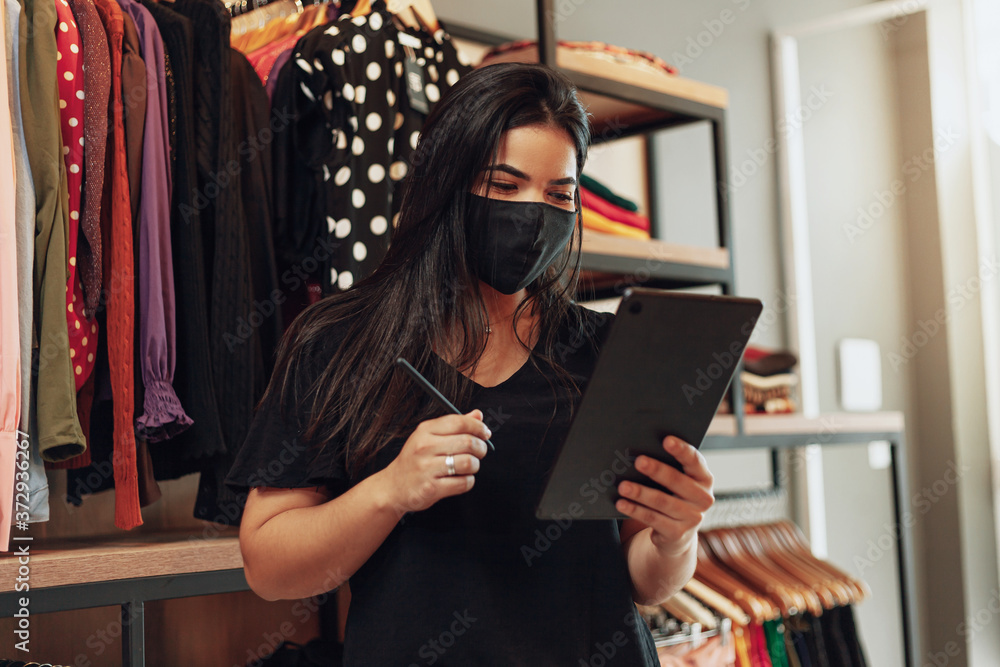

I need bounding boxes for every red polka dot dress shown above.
[55,0,98,391]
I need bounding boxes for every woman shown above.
[226,62,715,665]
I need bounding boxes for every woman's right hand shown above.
[379,410,492,514]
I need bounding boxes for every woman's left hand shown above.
[616,436,715,556]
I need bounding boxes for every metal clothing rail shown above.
[702,419,916,666]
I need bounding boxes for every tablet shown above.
[534,288,763,520]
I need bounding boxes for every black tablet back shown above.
[535,288,763,520]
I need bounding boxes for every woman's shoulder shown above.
[544,301,617,367]
[566,300,617,343]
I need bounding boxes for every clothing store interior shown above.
[2,0,1000,664]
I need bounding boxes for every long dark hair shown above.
[268,62,593,479]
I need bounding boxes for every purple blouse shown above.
[266,47,293,102]
[116,0,192,441]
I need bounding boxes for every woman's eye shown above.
[550,192,574,202]
[489,181,517,192]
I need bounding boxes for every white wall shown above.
[795,19,911,667]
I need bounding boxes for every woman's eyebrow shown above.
[485,163,529,179]
[549,176,577,186]
[485,164,577,186]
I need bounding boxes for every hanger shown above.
[683,577,750,627]
[694,538,779,624]
[770,521,871,602]
[386,0,438,33]
[747,523,856,607]
[701,528,809,617]
[727,525,834,613]
[663,590,718,630]
[230,0,300,33]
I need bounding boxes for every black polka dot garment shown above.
[289,1,471,293]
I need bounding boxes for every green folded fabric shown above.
[580,173,639,212]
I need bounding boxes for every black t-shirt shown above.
[225,303,660,666]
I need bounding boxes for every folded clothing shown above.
[581,173,639,212]
[743,345,798,376]
[581,186,650,231]
[582,207,651,239]
[480,38,678,80]
[742,371,797,414]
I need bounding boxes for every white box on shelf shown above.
[837,337,882,411]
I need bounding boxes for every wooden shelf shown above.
[578,230,731,293]
[581,229,729,268]
[0,528,243,592]
[702,411,906,448]
[556,48,728,110]
[477,42,728,139]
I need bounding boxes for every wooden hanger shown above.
[350,0,371,16]
[701,528,808,617]
[694,538,779,624]
[663,590,718,630]
[231,0,299,36]
[770,521,871,602]
[386,0,438,32]
[683,577,750,627]
[747,523,855,607]
[730,525,835,613]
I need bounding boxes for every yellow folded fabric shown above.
[581,207,650,240]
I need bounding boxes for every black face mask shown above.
[464,193,577,295]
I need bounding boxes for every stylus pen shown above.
[396,357,496,451]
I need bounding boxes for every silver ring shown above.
[445,454,456,476]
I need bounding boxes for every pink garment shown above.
[247,29,301,86]
[0,0,22,552]
[55,0,99,391]
[750,624,772,667]
[580,185,651,231]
